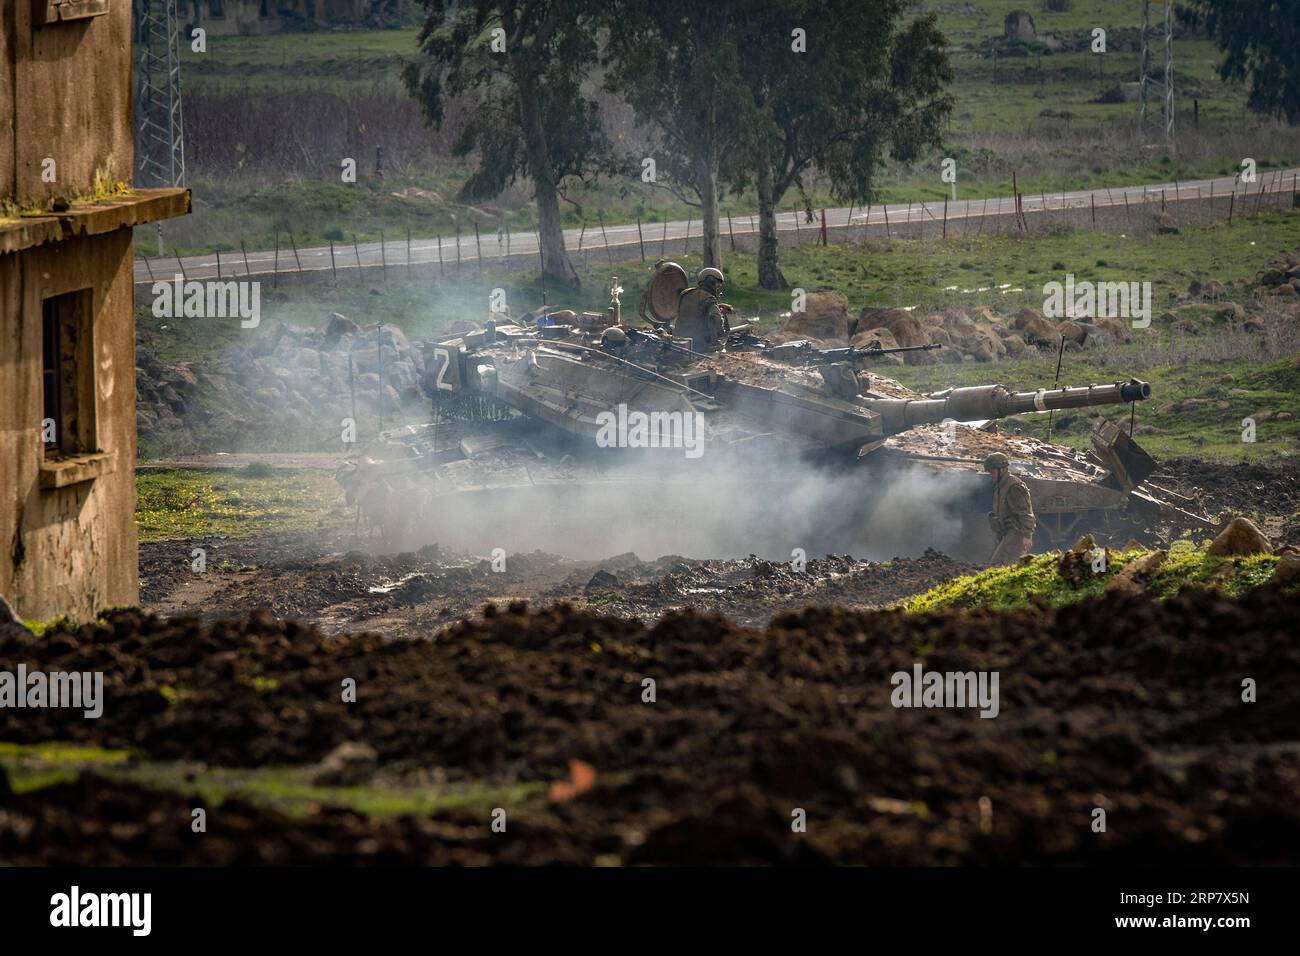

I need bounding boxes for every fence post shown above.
[377,322,384,433]
[537,229,546,308]
[241,240,251,277]
[175,252,186,282]
[942,196,948,239]
[727,214,735,252]
[407,227,412,279]
[683,215,690,255]
[288,230,302,273]
[273,230,280,288]
[379,230,387,282]
[599,211,612,267]
[820,208,827,245]
[329,240,337,280]
[438,233,444,276]
[456,226,462,274]
[883,202,890,238]
[215,248,222,280]
[348,351,357,437]
[636,216,645,262]
[474,223,482,277]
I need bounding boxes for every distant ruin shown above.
[1004,10,1038,40]
[178,0,372,37]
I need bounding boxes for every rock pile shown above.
[135,312,430,451]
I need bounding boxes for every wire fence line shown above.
[134,171,1300,295]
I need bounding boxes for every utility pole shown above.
[1138,0,1175,152]
[134,0,186,260]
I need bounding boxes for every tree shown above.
[1191,0,1299,126]
[736,1,953,288]
[602,0,758,269]
[402,1,612,287]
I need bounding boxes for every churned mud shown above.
[141,533,980,632]
[3,586,1298,864]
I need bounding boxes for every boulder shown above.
[1058,535,1107,587]
[926,327,954,348]
[1013,310,1060,347]
[1074,323,1111,347]
[1269,553,1300,588]
[1056,320,1088,345]
[850,326,900,351]
[1105,550,1168,596]
[1207,517,1272,557]
[960,325,1005,362]
[1094,316,1133,344]
[312,742,380,787]
[1001,334,1031,358]
[847,325,899,361]
[324,312,361,338]
[783,292,851,343]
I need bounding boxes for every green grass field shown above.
[906,544,1290,612]
[147,3,1300,257]
[135,467,350,542]
[138,209,1300,463]
[0,742,547,819]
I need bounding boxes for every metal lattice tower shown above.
[1138,0,1175,151]
[134,0,186,188]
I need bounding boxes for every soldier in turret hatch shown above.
[673,267,732,352]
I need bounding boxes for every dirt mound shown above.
[141,536,974,632]
[1152,458,1300,544]
[4,584,1300,864]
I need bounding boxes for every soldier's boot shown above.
[989,534,1028,566]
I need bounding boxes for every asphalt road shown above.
[135,167,1300,285]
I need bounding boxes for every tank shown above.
[337,274,1209,561]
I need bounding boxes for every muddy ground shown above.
[3,586,1299,864]
[4,454,1296,865]
[141,534,981,633]
[136,454,1298,636]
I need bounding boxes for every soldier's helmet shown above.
[983,451,1010,471]
[697,267,724,290]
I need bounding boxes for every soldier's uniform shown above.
[988,472,1036,565]
[673,286,726,352]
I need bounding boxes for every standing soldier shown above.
[984,452,1036,564]
[673,267,731,352]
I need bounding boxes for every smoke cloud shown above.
[389,443,987,563]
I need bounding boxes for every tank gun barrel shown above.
[868,379,1151,432]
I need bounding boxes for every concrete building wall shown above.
[0,3,15,201]
[0,229,140,622]
[6,2,135,208]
